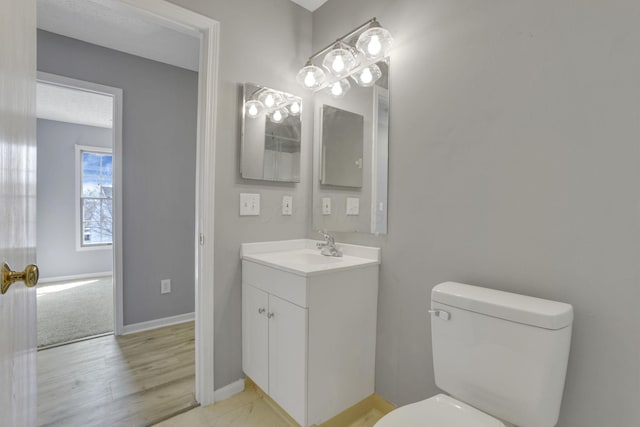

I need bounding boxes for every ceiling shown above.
[36,0,327,72]
[37,0,200,71]
[37,82,114,129]
[289,0,329,11]
[35,0,328,128]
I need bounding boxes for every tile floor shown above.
[155,385,385,427]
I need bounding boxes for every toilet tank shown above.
[431,282,573,427]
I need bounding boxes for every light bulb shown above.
[245,100,263,118]
[264,94,275,108]
[360,68,373,84]
[304,71,316,88]
[330,82,343,96]
[290,102,300,115]
[272,110,282,122]
[326,79,350,98]
[332,55,345,73]
[297,64,326,90]
[323,48,356,78]
[367,35,382,56]
[356,27,393,60]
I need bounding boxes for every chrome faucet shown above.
[317,230,343,257]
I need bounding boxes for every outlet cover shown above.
[282,196,293,215]
[322,197,332,215]
[240,193,260,216]
[346,197,360,215]
[161,279,171,294]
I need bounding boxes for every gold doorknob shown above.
[1,262,39,294]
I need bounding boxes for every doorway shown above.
[35,75,122,348]
[1,0,218,425]
[34,0,219,415]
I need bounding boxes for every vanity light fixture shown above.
[327,79,351,98]
[245,100,264,118]
[356,26,393,60]
[244,86,300,124]
[351,64,382,87]
[288,99,301,116]
[258,90,283,109]
[270,108,289,124]
[296,61,326,90]
[296,17,392,97]
[322,43,357,78]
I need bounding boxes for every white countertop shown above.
[241,239,380,277]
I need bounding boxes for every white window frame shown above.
[75,144,113,251]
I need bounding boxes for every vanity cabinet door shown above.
[242,284,269,392]
[268,295,308,426]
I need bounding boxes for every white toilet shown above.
[375,281,573,427]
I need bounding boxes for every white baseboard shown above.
[39,271,112,284]
[122,312,195,335]
[214,378,245,402]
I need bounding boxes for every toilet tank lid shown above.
[432,282,573,330]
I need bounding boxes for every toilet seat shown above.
[374,394,506,427]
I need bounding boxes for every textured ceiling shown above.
[37,82,114,129]
[37,0,200,71]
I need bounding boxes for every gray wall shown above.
[37,119,113,279]
[313,1,640,426]
[38,30,198,325]
[167,0,313,389]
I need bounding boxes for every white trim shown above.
[38,271,112,284]
[213,378,245,402]
[122,312,195,335]
[74,144,113,252]
[37,72,125,337]
[194,17,219,408]
[111,0,219,406]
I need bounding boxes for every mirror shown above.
[321,105,364,187]
[313,59,389,234]
[241,83,302,182]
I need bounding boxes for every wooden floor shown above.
[37,321,196,427]
[155,384,386,427]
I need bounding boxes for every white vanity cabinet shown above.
[241,239,380,427]
[242,283,307,424]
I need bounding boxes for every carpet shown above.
[37,275,114,348]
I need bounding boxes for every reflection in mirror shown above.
[313,59,389,234]
[372,85,389,235]
[241,83,302,182]
[321,105,363,188]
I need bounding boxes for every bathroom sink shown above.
[272,250,344,266]
[241,239,380,276]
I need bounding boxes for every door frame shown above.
[111,0,220,405]
[37,72,124,336]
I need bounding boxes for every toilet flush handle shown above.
[429,309,451,321]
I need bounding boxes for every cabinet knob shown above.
[258,308,265,314]
[267,312,275,319]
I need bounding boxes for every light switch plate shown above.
[282,196,293,215]
[161,279,171,294]
[240,193,260,216]
[322,197,332,215]
[346,197,360,215]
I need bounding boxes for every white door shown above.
[268,295,307,426]
[242,284,269,392]
[0,0,39,426]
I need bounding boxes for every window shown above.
[76,145,113,249]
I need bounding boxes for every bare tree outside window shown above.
[81,150,113,246]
